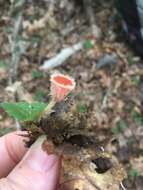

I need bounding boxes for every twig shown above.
[39,42,83,70]
[9,13,23,84]
[83,0,101,38]
[101,87,111,109]
[8,0,26,84]
[120,182,127,190]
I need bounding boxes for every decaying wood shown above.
[39,42,83,70]
[21,99,126,190]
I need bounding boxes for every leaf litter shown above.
[0,0,143,189]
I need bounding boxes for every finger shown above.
[0,131,28,178]
[0,136,61,190]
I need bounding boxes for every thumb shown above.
[0,136,61,190]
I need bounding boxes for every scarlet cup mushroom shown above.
[50,73,76,102]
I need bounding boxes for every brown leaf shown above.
[96,70,111,88]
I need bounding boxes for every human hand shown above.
[0,131,61,190]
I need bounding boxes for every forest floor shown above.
[0,0,143,189]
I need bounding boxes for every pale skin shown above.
[0,131,61,190]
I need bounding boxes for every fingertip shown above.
[45,158,61,190]
[19,136,60,173]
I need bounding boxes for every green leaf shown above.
[30,36,41,44]
[76,103,87,113]
[31,70,43,79]
[0,60,8,68]
[83,40,93,49]
[128,169,140,178]
[27,15,35,22]
[127,56,135,65]
[116,119,128,131]
[111,126,120,135]
[13,0,25,7]
[132,111,143,126]
[1,102,47,121]
[111,119,127,135]
[131,75,140,86]
[15,35,28,43]
[3,26,13,34]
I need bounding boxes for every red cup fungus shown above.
[50,73,76,102]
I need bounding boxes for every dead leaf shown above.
[96,70,111,88]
